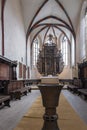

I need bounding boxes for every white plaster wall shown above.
[4,0,26,79]
[0,0,2,55]
[30,66,41,79]
[59,66,72,79]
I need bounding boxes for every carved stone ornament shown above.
[37,35,64,76]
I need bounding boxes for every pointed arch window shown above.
[61,36,68,66]
[71,36,75,66]
[80,7,87,61]
[80,3,87,61]
[32,38,40,66]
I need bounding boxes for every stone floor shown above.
[0,90,40,130]
[0,88,87,130]
[63,90,87,124]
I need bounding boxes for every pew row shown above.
[8,80,31,100]
[24,79,41,92]
[0,95,10,108]
[77,89,87,100]
[67,78,82,93]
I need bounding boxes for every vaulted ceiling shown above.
[20,0,83,42]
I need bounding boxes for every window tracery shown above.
[61,36,68,66]
[32,38,40,66]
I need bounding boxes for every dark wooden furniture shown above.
[24,79,41,92]
[8,80,28,100]
[78,61,87,88]
[0,55,17,107]
[0,95,10,108]
[0,55,17,81]
[67,78,82,93]
[25,79,41,85]
[78,89,87,100]
[59,79,73,85]
[76,61,87,99]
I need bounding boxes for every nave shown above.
[0,88,87,130]
[0,1,87,130]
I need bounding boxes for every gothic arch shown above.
[31,25,70,47]
[26,0,75,40]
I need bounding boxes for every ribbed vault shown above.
[26,0,76,44]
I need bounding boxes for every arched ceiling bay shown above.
[21,0,83,42]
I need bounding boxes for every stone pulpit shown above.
[37,34,64,130]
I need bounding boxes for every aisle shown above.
[0,90,40,130]
[63,90,87,124]
[14,93,87,130]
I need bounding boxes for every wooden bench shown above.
[0,95,10,108]
[24,79,41,92]
[8,80,29,100]
[77,89,87,100]
[67,78,82,93]
[11,87,28,100]
[67,85,82,93]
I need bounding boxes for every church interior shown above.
[0,0,87,130]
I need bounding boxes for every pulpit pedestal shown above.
[38,83,63,130]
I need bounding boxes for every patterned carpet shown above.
[14,94,87,130]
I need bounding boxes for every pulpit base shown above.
[38,83,63,130]
[42,121,59,130]
[42,113,59,130]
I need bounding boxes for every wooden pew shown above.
[78,89,87,100]
[8,80,28,100]
[77,79,87,100]
[24,79,41,92]
[0,55,17,108]
[0,80,11,108]
[67,78,82,93]
[0,95,10,108]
